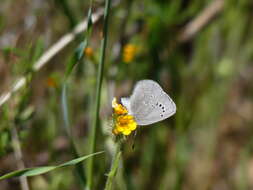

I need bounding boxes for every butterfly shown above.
[121,80,176,126]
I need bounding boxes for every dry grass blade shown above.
[178,0,224,42]
[0,8,104,107]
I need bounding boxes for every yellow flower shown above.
[112,98,128,115]
[112,98,137,136]
[84,47,94,57]
[122,44,137,63]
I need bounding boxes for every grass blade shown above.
[0,151,104,181]
[60,6,94,189]
[86,0,112,189]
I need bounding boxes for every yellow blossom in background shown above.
[84,47,94,57]
[122,44,137,63]
[46,77,57,88]
[112,98,137,136]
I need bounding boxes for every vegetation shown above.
[1,0,253,189]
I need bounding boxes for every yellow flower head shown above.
[112,98,128,115]
[122,44,137,63]
[84,47,94,57]
[112,98,137,136]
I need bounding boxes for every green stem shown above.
[86,0,112,189]
[105,142,122,190]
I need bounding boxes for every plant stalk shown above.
[86,0,112,189]
[105,142,122,190]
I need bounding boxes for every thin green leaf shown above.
[61,83,70,133]
[76,40,88,61]
[64,6,93,79]
[59,152,102,167]
[31,39,44,65]
[60,5,94,189]
[64,39,88,79]
[87,7,93,30]
[21,166,56,177]
[61,82,88,188]
[0,151,104,181]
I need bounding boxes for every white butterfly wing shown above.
[121,97,131,113]
[127,80,176,126]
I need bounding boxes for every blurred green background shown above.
[1,0,253,189]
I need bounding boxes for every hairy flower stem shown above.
[86,0,112,189]
[105,142,122,190]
